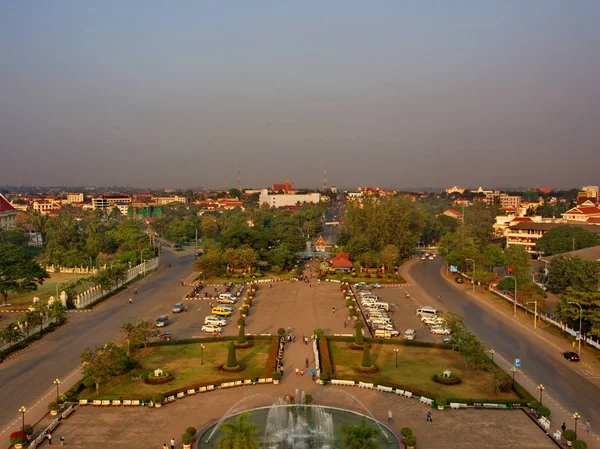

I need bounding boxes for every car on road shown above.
[563,351,580,362]
[369,283,382,289]
[172,303,184,313]
[430,326,451,335]
[205,315,228,326]
[455,276,464,284]
[217,297,237,305]
[443,336,453,344]
[201,324,223,334]
[155,315,169,327]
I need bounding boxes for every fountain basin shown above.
[197,404,399,449]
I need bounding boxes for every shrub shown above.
[493,369,513,392]
[436,397,447,407]
[277,328,286,337]
[314,328,324,340]
[272,372,281,381]
[318,338,334,376]
[265,337,279,377]
[182,432,195,445]
[304,394,313,404]
[564,430,577,442]
[404,435,417,447]
[237,321,247,344]
[537,406,551,418]
[400,427,413,437]
[186,427,197,436]
[361,342,372,368]
[528,400,541,410]
[23,425,33,436]
[225,341,239,368]
[152,393,165,405]
[354,321,364,346]
[9,431,27,445]
[432,373,462,385]
[573,440,588,449]
[48,401,60,412]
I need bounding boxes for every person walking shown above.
[128,298,132,305]
[426,411,433,422]
[561,423,566,434]
[343,321,347,328]
[300,369,304,376]
[162,444,168,449]
[46,430,52,445]
[388,410,393,423]
[170,437,176,449]
[59,435,65,446]
[586,420,591,433]
[295,368,299,376]
[305,358,309,368]
[134,288,138,294]
[332,307,336,314]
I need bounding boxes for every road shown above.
[410,257,600,426]
[0,249,195,430]
[321,201,341,245]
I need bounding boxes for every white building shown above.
[33,200,61,214]
[92,195,132,210]
[0,194,18,229]
[66,192,84,203]
[259,189,321,208]
[154,196,188,205]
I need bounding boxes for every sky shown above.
[1,1,600,190]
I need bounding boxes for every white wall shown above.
[259,189,321,208]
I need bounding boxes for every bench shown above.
[552,430,561,440]
[244,379,252,385]
[92,400,102,406]
[234,381,243,386]
[221,382,235,388]
[403,391,413,398]
[101,400,110,406]
[61,405,74,419]
[258,378,266,384]
[266,378,273,383]
[177,392,185,398]
[377,385,394,393]
[395,389,404,396]
[358,382,374,389]
[131,400,140,406]
[199,387,207,392]
[538,417,551,430]
[112,400,121,406]
[167,395,176,402]
[47,417,60,432]
[459,403,468,409]
[420,397,433,406]
[123,400,132,406]
[450,403,460,410]
[483,403,499,408]
[187,389,196,395]
[79,399,88,406]
[331,379,355,386]
[206,385,215,391]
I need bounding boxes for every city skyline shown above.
[2,1,600,188]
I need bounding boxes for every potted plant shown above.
[564,430,577,447]
[436,397,447,410]
[23,425,33,439]
[48,401,60,416]
[182,427,197,449]
[404,435,417,449]
[400,428,412,438]
[152,393,165,408]
[537,406,551,418]
[272,372,281,385]
[573,440,587,449]
[9,431,27,449]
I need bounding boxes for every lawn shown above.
[328,341,518,400]
[78,340,272,400]
[6,272,90,309]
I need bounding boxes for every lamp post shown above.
[573,412,580,436]
[201,344,205,365]
[19,406,26,432]
[394,348,399,368]
[538,384,545,405]
[440,247,449,277]
[505,275,518,318]
[489,349,495,363]
[567,302,583,356]
[526,301,538,329]
[510,367,516,388]
[54,378,61,402]
[466,258,475,293]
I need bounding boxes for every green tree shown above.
[342,418,381,449]
[194,248,225,278]
[0,323,23,346]
[0,243,49,305]
[217,412,259,449]
[547,256,600,294]
[361,342,372,368]
[379,244,399,273]
[80,342,131,395]
[200,215,219,239]
[484,244,505,270]
[536,225,600,256]
[555,288,600,337]
[503,246,531,284]
[354,321,364,346]
[237,320,247,344]
[225,341,239,368]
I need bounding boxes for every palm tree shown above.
[217,412,259,449]
[342,418,381,449]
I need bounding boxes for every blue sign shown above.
[575,331,581,340]
[450,265,458,273]
[514,358,521,367]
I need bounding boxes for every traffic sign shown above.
[514,358,521,367]
[575,331,581,340]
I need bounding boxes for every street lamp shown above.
[573,412,580,436]
[510,367,516,388]
[526,301,538,329]
[394,348,399,368]
[489,349,495,363]
[54,378,61,402]
[201,344,205,365]
[440,247,449,277]
[538,384,545,405]
[505,275,518,318]
[18,406,26,432]
[567,302,583,357]
[466,258,475,293]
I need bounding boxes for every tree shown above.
[354,321,364,346]
[195,248,224,278]
[200,215,219,239]
[237,320,247,344]
[484,244,504,270]
[555,288,600,337]
[217,412,259,449]
[80,342,131,395]
[342,418,381,449]
[0,243,49,305]
[503,246,531,284]
[379,244,399,273]
[0,323,23,346]
[225,341,238,368]
[120,319,159,355]
[536,225,600,256]
[361,342,372,368]
[547,256,600,294]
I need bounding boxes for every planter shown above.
[155,403,162,408]
[50,410,58,416]
[567,442,573,447]
[437,406,444,410]
[15,444,23,449]
[183,445,191,449]
[273,379,279,385]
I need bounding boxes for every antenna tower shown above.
[323,166,328,191]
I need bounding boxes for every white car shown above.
[217,297,237,305]
[201,324,223,334]
[204,315,228,326]
[373,325,399,336]
[430,326,451,335]
[428,255,434,260]
[420,255,426,260]
[369,283,382,289]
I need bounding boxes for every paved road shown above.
[0,249,195,429]
[321,202,341,245]
[410,257,600,426]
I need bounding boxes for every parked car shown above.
[205,315,228,326]
[217,297,237,305]
[455,276,464,284]
[159,330,172,341]
[155,315,169,327]
[430,326,451,335]
[428,255,434,260]
[563,351,580,362]
[369,283,382,289]
[201,324,223,334]
[355,282,368,289]
[403,329,416,340]
[172,303,184,313]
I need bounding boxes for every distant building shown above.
[314,236,329,252]
[259,189,321,208]
[33,200,61,214]
[536,187,553,194]
[445,186,466,195]
[506,221,600,254]
[92,195,132,211]
[66,192,84,203]
[357,187,397,197]
[581,186,599,201]
[499,195,522,210]
[0,194,18,229]
[443,208,463,220]
[562,204,600,222]
[330,252,353,271]
[154,195,188,205]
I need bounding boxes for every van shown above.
[416,307,437,318]
[404,329,416,340]
[373,302,390,311]
[374,328,399,338]
[211,306,233,317]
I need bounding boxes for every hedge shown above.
[318,337,334,377]
[325,334,449,350]
[146,334,272,348]
[265,337,279,377]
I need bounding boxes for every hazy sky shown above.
[1,1,599,189]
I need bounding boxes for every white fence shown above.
[74,258,159,309]
[490,286,600,350]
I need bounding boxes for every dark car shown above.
[563,351,580,362]
[159,330,172,341]
[455,277,464,284]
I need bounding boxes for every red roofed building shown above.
[0,194,18,229]
[562,205,600,222]
[443,208,463,220]
[330,252,353,271]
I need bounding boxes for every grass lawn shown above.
[6,272,90,309]
[329,341,518,400]
[324,273,406,284]
[79,340,272,400]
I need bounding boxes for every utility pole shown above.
[195,228,198,248]
[323,166,328,191]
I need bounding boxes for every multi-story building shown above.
[0,194,18,229]
[506,221,600,254]
[154,195,188,205]
[92,195,132,211]
[581,186,599,203]
[33,200,61,214]
[562,204,600,222]
[66,192,84,203]
[499,195,522,210]
[259,189,321,208]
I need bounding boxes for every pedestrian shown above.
[295,368,299,376]
[305,358,309,368]
[300,369,304,376]
[388,410,393,423]
[46,430,52,445]
[343,321,347,328]
[162,444,168,449]
[561,423,566,434]
[426,411,432,422]
[129,298,132,304]
[170,437,176,449]
[304,336,308,345]
[292,334,296,343]
[332,307,336,313]
[586,420,591,433]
